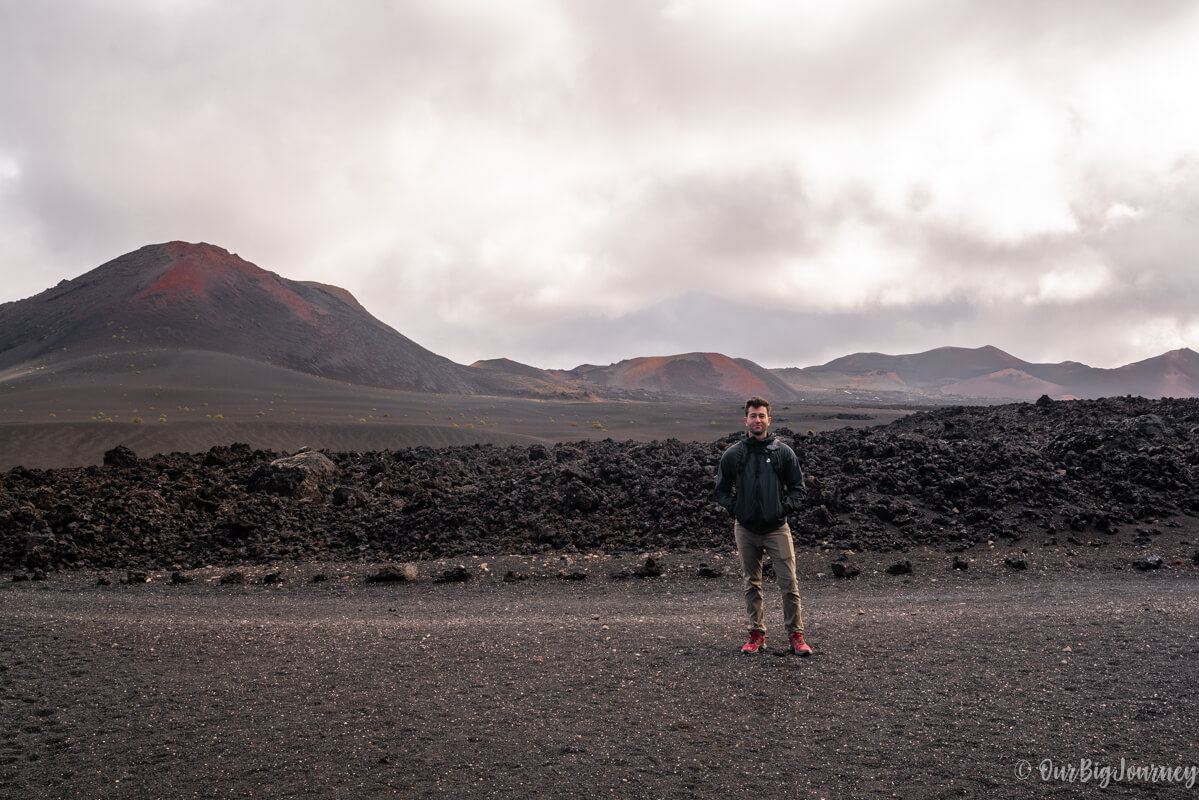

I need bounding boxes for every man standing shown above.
[714,396,812,656]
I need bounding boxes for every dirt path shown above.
[3,565,1197,799]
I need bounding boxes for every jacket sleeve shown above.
[713,449,736,514]
[781,448,807,515]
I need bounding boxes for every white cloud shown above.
[1103,203,1144,228]
[1027,262,1113,305]
[1128,316,1199,358]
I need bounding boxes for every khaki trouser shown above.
[735,520,803,635]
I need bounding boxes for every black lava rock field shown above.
[5,395,1199,575]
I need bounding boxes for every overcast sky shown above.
[3,1,1198,370]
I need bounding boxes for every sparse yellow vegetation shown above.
[131,417,143,424]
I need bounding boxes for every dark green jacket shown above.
[714,433,806,533]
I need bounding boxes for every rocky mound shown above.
[4,396,1198,575]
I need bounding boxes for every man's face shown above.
[744,405,770,439]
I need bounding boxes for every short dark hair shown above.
[744,396,771,415]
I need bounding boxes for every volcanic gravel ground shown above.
[5,395,1199,577]
[2,564,1197,799]
[4,395,1199,798]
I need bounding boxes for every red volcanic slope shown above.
[0,242,474,394]
[134,247,319,325]
[571,352,798,401]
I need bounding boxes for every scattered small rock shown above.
[331,486,368,508]
[634,557,664,578]
[830,562,860,579]
[248,451,337,498]
[367,564,418,583]
[611,556,664,580]
[103,445,139,469]
[435,565,471,584]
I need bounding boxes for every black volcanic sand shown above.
[0,347,911,470]
[0,391,907,473]
[3,562,1197,799]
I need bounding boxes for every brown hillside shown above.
[0,242,474,394]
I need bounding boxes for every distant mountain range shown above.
[772,345,1199,403]
[2,241,1197,404]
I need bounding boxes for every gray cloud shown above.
[3,0,1199,371]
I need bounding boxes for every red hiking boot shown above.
[741,630,765,654]
[790,632,813,657]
